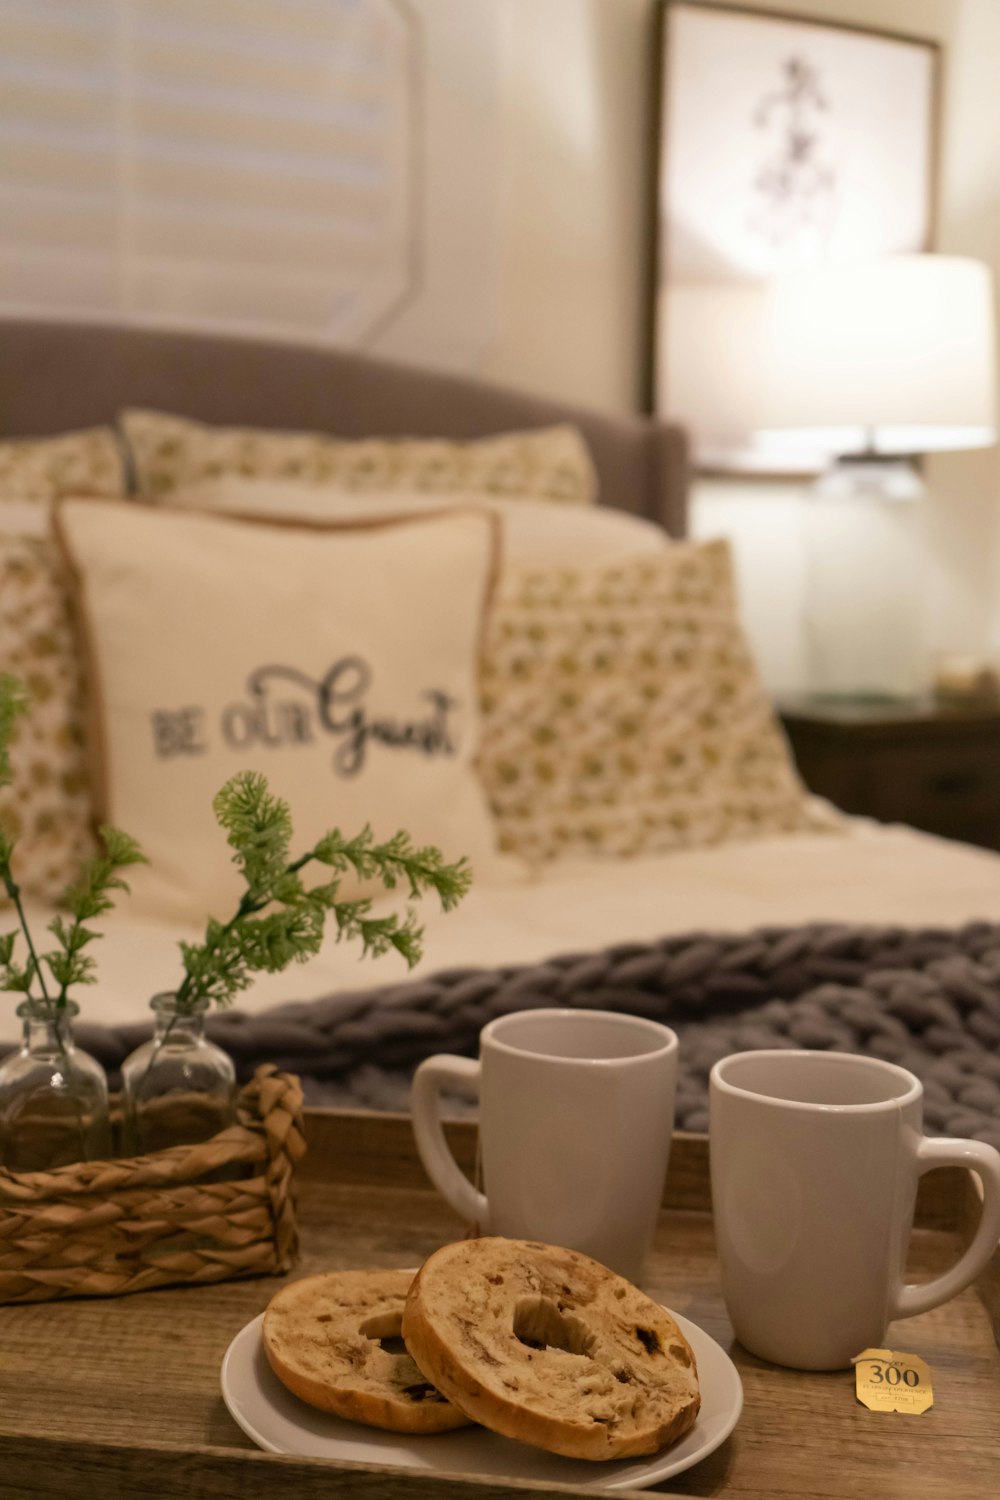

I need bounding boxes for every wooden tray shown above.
[0,1108,997,1499]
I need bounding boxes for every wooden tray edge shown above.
[296,1107,976,1231]
[0,1430,701,1500]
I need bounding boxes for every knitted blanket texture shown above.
[77,921,1000,1150]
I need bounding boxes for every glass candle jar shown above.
[0,1000,111,1172]
[121,992,236,1154]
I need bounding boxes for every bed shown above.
[0,319,688,535]
[3,318,1000,1149]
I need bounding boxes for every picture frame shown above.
[647,1,941,474]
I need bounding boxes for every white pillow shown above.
[159,477,669,567]
[55,500,508,922]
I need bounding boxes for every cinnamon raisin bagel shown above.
[401,1238,700,1460]
[263,1269,472,1433]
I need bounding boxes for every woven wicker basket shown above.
[0,1064,305,1304]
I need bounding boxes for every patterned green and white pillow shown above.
[121,409,597,506]
[0,428,125,505]
[0,534,96,901]
[478,539,822,862]
[0,429,121,896]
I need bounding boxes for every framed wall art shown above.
[648,2,940,472]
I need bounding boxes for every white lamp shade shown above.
[751,255,998,456]
[661,283,768,455]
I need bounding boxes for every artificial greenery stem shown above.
[3,872,52,1008]
[172,772,471,1014]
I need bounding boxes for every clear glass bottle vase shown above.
[0,1001,111,1172]
[122,992,236,1154]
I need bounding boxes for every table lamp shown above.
[749,255,998,697]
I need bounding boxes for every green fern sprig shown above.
[0,672,28,892]
[312,826,471,910]
[174,770,471,1012]
[0,825,148,1012]
[43,828,148,1004]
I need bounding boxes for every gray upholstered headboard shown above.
[0,321,689,537]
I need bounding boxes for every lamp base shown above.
[812,455,924,503]
[802,474,929,699]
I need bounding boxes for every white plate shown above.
[220,1306,742,1492]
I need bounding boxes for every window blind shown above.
[0,0,420,344]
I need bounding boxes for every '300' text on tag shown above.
[853,1348,933,1413]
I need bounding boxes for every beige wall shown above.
[483,0,1000,691]
[487,0,652,411]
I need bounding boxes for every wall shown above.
[487,0,652,411]
[483,0,1000,692]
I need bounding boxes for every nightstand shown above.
[778,695,1000,852]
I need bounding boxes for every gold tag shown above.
[853,1348,933,1413]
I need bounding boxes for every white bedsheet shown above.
[5,818,1000,1044]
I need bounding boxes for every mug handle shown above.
[890,1137,1000,1320]
[411,1054,488,1228]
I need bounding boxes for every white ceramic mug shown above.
[710,1049,1000,1370]
[411,1008,678,1280]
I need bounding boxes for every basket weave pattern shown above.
[0,1065,305,1304]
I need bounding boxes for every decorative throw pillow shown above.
[55,501,506,922]
[478,539,819,862]
[0,534,96,900]
[0,428,125,505]
[121,409,597,506]
[158,478,666,566]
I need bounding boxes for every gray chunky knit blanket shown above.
[78,921,1000,1150]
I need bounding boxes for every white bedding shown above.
[6,817,1000,1045]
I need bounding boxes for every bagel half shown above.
[401,1238,700,1461]
[263,1269,473,1433]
